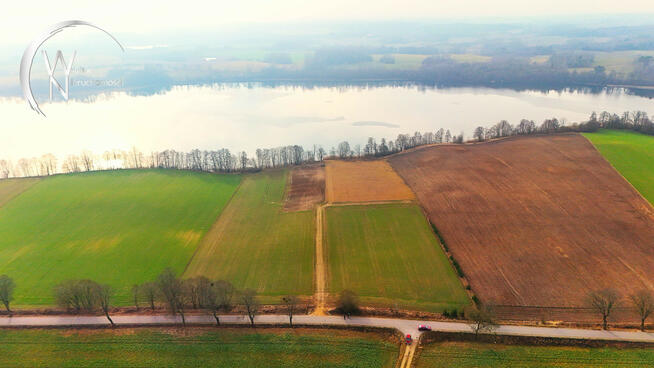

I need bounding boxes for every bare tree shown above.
[209,280,235,325]
[0,275,15,314]
[465,305,497,337]
[241,289,259,327]
[96,283,114,326]
[80,150,94,172]
[473,126,485,142]
[54,280,98,313]
[141,282,158,310]
[282,295,299,327]
[185,276,212,309]
[337,141,351,158]
[131,284,140,311]
[587,289,619,330]
[0,160,11,179]
[630,290,653,331]
[156,268,186,325]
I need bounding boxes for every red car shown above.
[418,324,432,331]
[405,334,412,345]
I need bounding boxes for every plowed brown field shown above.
[325,160,415,203]
[283,165,325,211]
[389,134,654,309]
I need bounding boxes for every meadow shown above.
[584,129,654,205]
[325,203,469,312]
[0,328,398,367]
[0,170,241,306]
[184,170,315,301]
[416,341,654,368]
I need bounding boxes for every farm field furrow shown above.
[0,169,241,306]
[389,134,654,310]
[184,170,315,301]
[416,341,654,368]
[325,160,414,203]
[584,129,654,205]
[325,203,470,312]
[0,328,398,367]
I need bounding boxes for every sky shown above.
[2,0,654,45]
[2,0,654,164]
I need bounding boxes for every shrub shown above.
[338,289,360,315]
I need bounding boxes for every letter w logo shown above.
[42,50,76,101]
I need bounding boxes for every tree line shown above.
[50,269,360,328]
[1,110,651,180]
[471,110,654,142]
[0,273,650,331]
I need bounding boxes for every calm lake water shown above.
[2,84,654,160]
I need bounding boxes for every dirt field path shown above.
[312,199,417,315]
[312,203,328,315]
[398,342,418,368]
[312,200,416,316]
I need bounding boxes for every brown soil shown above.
[389,134,654,317]
[283,164,325,211]
[325,160,415,203]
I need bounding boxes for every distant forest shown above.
[1,111,652,179]
[228,52,654,90]
[65,20,654,98]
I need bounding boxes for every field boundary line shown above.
[385,157,475,308]
[181,176,245,276]
[327,199,416,207]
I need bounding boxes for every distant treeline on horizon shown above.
[0,110,652,180]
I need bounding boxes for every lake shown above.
[1,84,653,161]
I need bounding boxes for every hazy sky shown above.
[2,0,654,44]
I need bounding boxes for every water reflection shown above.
[1,84,653,161]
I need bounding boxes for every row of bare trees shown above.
[54,280,114,325]
[1,110,651,179]
[586,288,653,331]
[472,110,654,142]
[333,129,464,160]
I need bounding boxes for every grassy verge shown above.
[0,169,241,305]
[325,203,470,312]
[184,170,315,301]
[584,129,654,204]
[416,341,654,367]
[0,328,398,367]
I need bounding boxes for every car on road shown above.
[418,324,431,331]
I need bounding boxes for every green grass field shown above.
[0,177,40,208]
[416,341,654,367]
[0,170,241,306]
[584,130,654,204]
[0,328,398,367]
[184,170,315,301]
[325,204,470,312]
